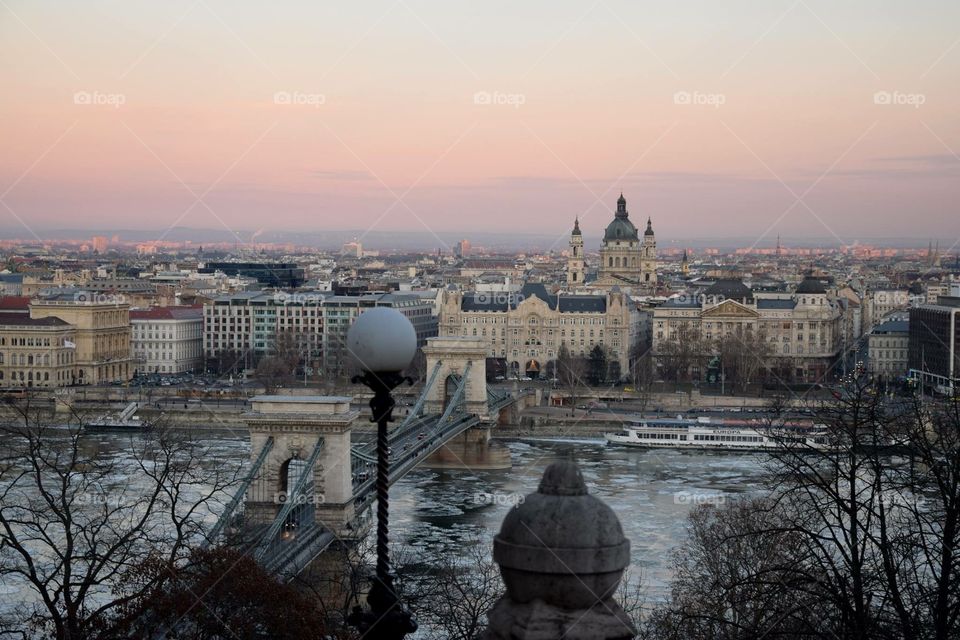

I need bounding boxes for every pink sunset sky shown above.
[1,0,958,245]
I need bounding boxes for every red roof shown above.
[130,305,202,321]
[0,296,31,311]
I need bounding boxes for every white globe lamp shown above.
[347,307,417,373]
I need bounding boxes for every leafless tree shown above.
[643,498,825,639]
[630,345,656,413]
[657,322,705,389]
[401,537,503,640]
[556,344,588,407]
[713,326,772,393]
[0,400,241,639]
[650,379,960,640]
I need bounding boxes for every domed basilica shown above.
[567,194,657,290]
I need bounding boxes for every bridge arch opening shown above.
[443,375,461,412]
[278,457,311,537]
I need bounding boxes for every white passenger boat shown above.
[605,416,831,452]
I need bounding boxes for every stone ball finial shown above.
[537,460,588,496]
[492,460,631,611]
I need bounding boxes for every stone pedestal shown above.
[483,461,636,640]
[423,424,512,470]
[485,598,634,640]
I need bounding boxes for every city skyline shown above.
[2,0,959,244]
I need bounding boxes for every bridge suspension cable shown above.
[435,361,472,426]
[204,436,275,548]
[398,359,442,428]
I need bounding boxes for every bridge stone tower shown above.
[244,396,359,534]
[421,337,510,470]
[421,336,489,418]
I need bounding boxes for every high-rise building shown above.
[908,294,960,395]
[341,241,362,258]
[91,236,108,253]
[455,239,471,258]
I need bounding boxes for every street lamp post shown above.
[346,308,418,639]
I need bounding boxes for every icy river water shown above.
[389,436,770,601]
[2,430,772,631]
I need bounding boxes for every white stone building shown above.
[131,306,203,374]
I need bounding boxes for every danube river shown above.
[1,430,771,629]
[390,437,770,601]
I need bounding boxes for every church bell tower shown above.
[567,217,584,286]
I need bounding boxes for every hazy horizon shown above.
[2,0,959,249]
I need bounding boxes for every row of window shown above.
[0,352,74,365]
[0,336,65,347]
[693,434,765,442]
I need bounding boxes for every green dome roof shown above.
[604,217,638,242]
[604,194,638,242]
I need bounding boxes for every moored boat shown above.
[605,416,831,452]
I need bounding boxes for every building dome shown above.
[644,217,654,236]
[571,217,581,236]
[603,217,638,242]
[704,278,753,301]
[795,276,827,294]
[603,194,638,242]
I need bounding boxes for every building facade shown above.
[908,295,960,394]
[651,276,843,382]
[29,297,132,384]
[321,292,438,378]
[0,315,77,388]
[203,292,324,371]
[439,283,642,380]
[203,291,437,378]
[131,306,203,375]
[867,320,909,377]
